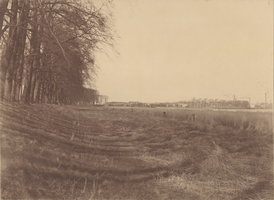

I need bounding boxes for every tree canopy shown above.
[0,0,114,104]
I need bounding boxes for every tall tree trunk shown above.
[13,0,30,102]
[30,68,37,103]
[40,82,43,103]
[37,83,41,103]
[9,0,30,102]
[0,0,9,39]
[0,0,18,101]
[5,59,14,101]
[33,72,41,103]
[30,20,43,103]
[15,53,25,101]
[11,73,16,101]
[40,72,45,103]
[23,5,38,104]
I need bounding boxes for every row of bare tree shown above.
[0,0,114,104]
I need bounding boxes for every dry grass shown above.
[1,102,273,199]
[122,106,273,133]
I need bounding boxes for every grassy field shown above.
[1,102,273,199]
[112,106,273,133]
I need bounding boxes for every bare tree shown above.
[0,0,115,103]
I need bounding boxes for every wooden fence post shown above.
[192,114,196,122]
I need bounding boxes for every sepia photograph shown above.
[0,0,273,199]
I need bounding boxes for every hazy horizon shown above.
[95,0,273,104]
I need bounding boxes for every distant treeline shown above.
[108,100,257,109]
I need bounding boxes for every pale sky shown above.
[95,0,273,103]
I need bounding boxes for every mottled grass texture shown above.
[1,103,273,200]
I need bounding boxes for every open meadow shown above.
[1,102,273,200]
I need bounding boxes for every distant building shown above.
[95,95,108,105]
